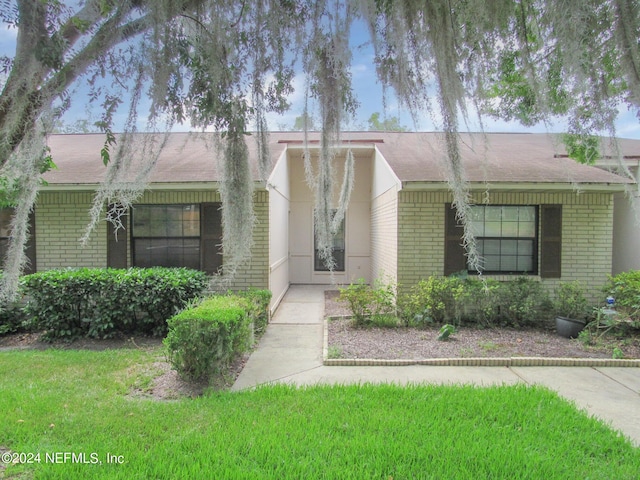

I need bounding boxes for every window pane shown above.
[502,221,519,236]
[483,255,501,271]
[484,239,501,255]
[501,255,517,271]
[518,240,534,255]
[517,256,533,272]
[519,221,536,237]
[519,206,536,221]
[485,206,502,221]
[502,207,519,221]
[132,207,150,236]
[501,239,518,255]
[484,221,502,237]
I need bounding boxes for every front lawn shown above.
[1,348,638,479]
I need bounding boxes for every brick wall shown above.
[370,187,399,283]
[396,190,614,301]
[35,189,269,290]
[36,192,107,269]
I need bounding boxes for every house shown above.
[593,146,640,274]
[2,131,636,310]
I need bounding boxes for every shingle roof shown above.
[44,131,635,187]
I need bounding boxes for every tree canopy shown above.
[1,0,639,299]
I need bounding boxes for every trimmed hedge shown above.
[235,288,272,337]
[164,295,254,382]
[21,267,208,340]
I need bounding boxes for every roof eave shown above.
[400,181,631,192]
[40,181,268,192]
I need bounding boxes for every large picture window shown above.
[469,205,538,274]
[132,204,201,269]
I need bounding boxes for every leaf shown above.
[437,324,456,341]
[100,130,117,166]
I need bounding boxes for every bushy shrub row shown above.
[164,295,256,383]
[21,268,208,340]
[340,276,576,329]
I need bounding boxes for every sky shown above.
[2,18,640,139]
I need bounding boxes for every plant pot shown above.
[555,316,586,339]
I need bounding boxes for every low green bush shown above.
[22,267,208,340]
[398,276,465,326]
[236,288,272,337]
[603,270,640,320]
[164,295,253,382]
[0,300,28,336]
[460,278,502,326]
[338,278,397,327]
[496,277,553,327]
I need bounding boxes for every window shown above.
[445,204,561,278]
[469,206,538,274]
[0,208,12,261]
[0,207,36,274]
[314,210,345,272]
[131,204,202,270]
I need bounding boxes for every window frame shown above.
[468,205,539,275]
[130,204,202,270]
[313,210,346,272]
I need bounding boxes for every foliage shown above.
[338,278,397,327]
[461,278,503,327]
[0,272,27,335]
[235,288,272,337]
[398,276,465,326]
[553,281,591,320]
[562,133,601,165]
[437,324,456,341]
[367,112,408,131]
[2,352,640,480]
[164,295,253,383]
[21,268,208,340]
[3,0,640,301]
[497,277,553,327]
[603,270,640,321]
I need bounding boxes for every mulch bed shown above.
[324,291,640,360]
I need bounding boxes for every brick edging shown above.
[322,318,640,368]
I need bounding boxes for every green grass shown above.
[1,348,639,479]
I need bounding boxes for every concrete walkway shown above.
[233,285,640,446]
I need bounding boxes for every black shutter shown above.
[23,211,37,274]
[540,205,562,278]
[444,203,466,276]
[201,203,223,274]
[107,206,128,268]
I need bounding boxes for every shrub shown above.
[0,300,28,336]
[553,281,591,320]
[235,288,272,337]
[338,278,397,327]
[603,270,640,320]
[496,277,553,327]
[460,278,502,326]
[398,276,465,326]
[22,268,208,340]
[164,295,253,383]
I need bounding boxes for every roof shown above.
[43,131,636,188]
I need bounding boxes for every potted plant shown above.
[553,281,590,338]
